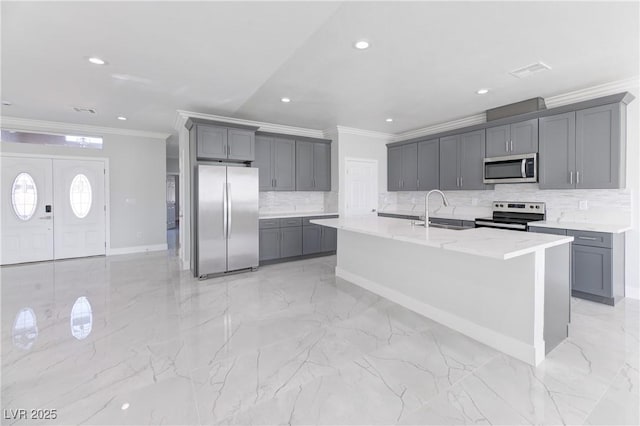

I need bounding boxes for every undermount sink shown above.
[428,223,469,231]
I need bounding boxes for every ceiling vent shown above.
[509,62,551,78]
[73,106,97,114]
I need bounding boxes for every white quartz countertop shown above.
[378,209,482,222]
[529,220,631,234]
[259,211,338,219]
[311,216,574,260]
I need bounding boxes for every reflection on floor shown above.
[167,227,179,252]
[1,252,638,425]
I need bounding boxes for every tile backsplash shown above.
[259,191,330,214]
[381,184,632,224]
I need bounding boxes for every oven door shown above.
[483,153,537,184]
[474,219,528,231]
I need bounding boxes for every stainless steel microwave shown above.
[483,153,537,184]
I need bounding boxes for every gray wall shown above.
[166,157,179,174]
[1,134,166,250]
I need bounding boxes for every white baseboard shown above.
[108,243,168,256]
[626,286,640,300]
[336,266,542,366]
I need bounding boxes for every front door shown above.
[0,156,106,265]
[1,156,54,264]
[52,159,106,259]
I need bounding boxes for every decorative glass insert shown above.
[11,173,38,221]
[69,174,92,218]
[13,308,38,350]
[1,129,103,149]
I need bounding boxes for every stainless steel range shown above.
[475,201,546,231]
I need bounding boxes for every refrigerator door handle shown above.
[222,183,228,238]
[227,182,232,239]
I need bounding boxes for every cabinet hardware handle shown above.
[505,141,509,152]
[578,236,598,240]
[510,140,513,151]
[576,171,580,184]
[274,178,277,187]
[417,179,420,188]
[460,177,463,187]
[399,180,401,188]
[569,171,573,184]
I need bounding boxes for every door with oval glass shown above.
[0,156,106,265]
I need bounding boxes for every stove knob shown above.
[495,204,499,207]
[530,206,534,209]
[536,206,540,209]
[500,204,504,207]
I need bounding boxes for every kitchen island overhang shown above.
[311,216,574,366]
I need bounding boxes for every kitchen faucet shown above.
[421,190,449,227]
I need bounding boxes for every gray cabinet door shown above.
[320,226,337,252]
[255,136,273,191]
[197,125,227,160]
[302,225,322,254]
[485,124,510,157]
[575,103,622,189]
[539,112,576,189]
[510,118,539,155]
[418,139,439,191]
[313,142,331,191]
[227,129,254,161]
[439,135,459,190]
[387,146,402,191]
[296,141,314,191]
[528,226,567,236]
[280,227,302,258]
[259,228,280,261]
[400,143,418,190]
[273,138,295,191]
[572,245,612,297]
[459,129,486,190]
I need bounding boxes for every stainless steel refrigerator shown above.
[194,164,258,278]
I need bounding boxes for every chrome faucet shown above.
[421,190,449,227]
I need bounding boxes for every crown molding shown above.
[544,76,640,108]
[334,125,395,141]
[175,110,326,139]
[393,113,486,142]
[0,116,170,140]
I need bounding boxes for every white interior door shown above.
[1,156,54,264]
[345,158,378,217]
[53,159,106,259]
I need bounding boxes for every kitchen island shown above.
[311,216,574,366]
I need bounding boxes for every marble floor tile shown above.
[2,251,639,425]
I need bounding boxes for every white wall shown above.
[1,129,167,252]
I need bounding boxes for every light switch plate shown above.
[579,200,588,210]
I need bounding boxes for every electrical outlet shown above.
[471,198,479,206]
[579,200,588,210]
[136,231,143,240]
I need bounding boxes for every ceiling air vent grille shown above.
[73,106,97,114]
[509,62,551,78]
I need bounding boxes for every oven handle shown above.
[475,220,527,230]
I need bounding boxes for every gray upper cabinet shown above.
[197,125,227,160]
[539,112,576,189]
[540,103,625,190]
[439,130,487,190]
[575,103,625,189]
[486,118,538,157]
[387,143,418,191]
[387,146,402,191]
[417,138,439,191]
[255,136,295,191]
[296,140,331,191]
[189,120,256,162]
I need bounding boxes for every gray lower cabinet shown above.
[440,129,487,190]
[528,226,625,305]
[539,103,626,190]
[255,136,295,191]
[417,138,439,191]
[387,143,418,191]
[296,141,331,191]
[259,216,337,263]
[485,118,538,157]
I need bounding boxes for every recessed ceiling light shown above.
[88,57,106,65]
[117,116,127,121]
[354,40,370,50]
[280,97,291,103]
[476,88,489,95]
[121,403,130,410]
[2,101,11,106]
[386,118,393,122]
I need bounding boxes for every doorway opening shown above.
[166,173,179,252]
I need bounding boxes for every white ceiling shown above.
[2,1,638,145]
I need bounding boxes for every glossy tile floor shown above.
[2,251,638,425]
